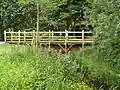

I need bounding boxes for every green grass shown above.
[0,44,93,90]
[0,44,11,55]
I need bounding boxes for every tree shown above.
[0,0,36,41]
[87,0,120,60]
[86,0,120,87]
[52,0,89,31]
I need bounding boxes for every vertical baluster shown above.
[18,30,20,44]
[48,30,51,51]
[82,30,84,48]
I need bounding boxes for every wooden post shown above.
[4,30,6,42]
[11,31,13,42]
[32,30,36,52]
[24,31,26,43]
[82,30,84,48]
[65,30,68,53]
[52,30,53,40]
[35,31,37,45]
[48,30,51,51]
[36,0,39,49]
[33,30,35,42]
[18,30,20,44]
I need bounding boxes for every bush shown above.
[87,0,120,68]
[81,0,120,89]
[72,46,120,90]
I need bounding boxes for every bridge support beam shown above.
[58,44,74,53]
[65,44,67,53]
[58,44,65,52]
[68,44,74,51]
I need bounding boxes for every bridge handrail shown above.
[4,30,93,46]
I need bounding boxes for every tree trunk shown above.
[0,23,4,41]
[0,31,4,41]
[36,0,39,48]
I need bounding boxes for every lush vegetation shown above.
[0,0,91,40]
[0,0,120,89]
[85,0,120,89]
[71,47,120,90]
[0,44,93,90]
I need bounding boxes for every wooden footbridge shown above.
[4,30,93,52]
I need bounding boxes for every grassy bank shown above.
[0,44,93,90]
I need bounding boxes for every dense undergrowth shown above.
[71,46,120,90]
[1,44,120,90]
[0,44,93,90]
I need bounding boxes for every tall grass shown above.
[71,46,120,90]
[0,44,93,90]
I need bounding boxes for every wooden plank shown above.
[58,44,65,52]
[5,31,92,34]
[48,30,51,51]
[5,30,93,45]
[11,31,13,42]
[18,30,20,44]
[68,39,82,41]
[65,30,68,53]
[7,36,82,38]
[24,31,26,42]
[82,30,84,48]
[33,30,35,43]
[6,32,34,33]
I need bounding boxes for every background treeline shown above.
[0,0,92,40]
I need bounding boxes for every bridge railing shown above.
[4,30,93,45]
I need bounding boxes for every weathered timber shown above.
[4,30,93,52]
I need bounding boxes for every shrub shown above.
[72,47,120,90]
[87,0,120,68]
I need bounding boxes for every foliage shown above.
[51,0,90,31]
[78,0,120,89]
[0,0,36,40]
[0,44,93,90]
[1,0,120,89]
[86,0,120,65]
[72,47,120,90]
[0,0,91,41]
[0,0,36,30]
[0,0,91,32]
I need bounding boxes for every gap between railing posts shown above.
[52,30,53,41]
